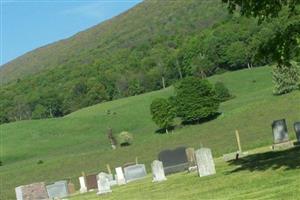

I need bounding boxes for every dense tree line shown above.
[0,5,298,124]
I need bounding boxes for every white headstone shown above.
[46,180,68,199]
[124,164,147,182]
[115,167,126,185]
[195,148,216,177]
[97,172,112,195]
[15,186,23,200]
[151,160,167,182]
[79,176,87,193]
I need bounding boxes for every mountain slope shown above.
[1,66,300,199]
[0,0,227,83]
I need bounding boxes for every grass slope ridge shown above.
[1,66,300,199]
[0,0,226,83]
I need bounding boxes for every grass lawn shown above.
[70,146,300,200]
[1,66,300,199]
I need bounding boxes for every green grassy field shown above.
[70,146,300,200]
[1,66,300,199]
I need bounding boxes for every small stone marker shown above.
[46,180,68,199]
[115,167,126,185]
[97,172,112,195]
[272,119,293,150]
[124,164,147,182]
[158,146,188,174]
[294,122,300,143]
[195,148,216,177]
[185,147,196,170]
[15,182,49,200]
[151,160,167,182]
[79,176,87,193]
[67,181,76,194]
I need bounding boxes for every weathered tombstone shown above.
[15,182,49,200]
[79,176,87,193]
[67,181,76,194]
[185,147,196,171]
[46,180,68,199]
[294,122,300,143]
[85,174,98,190]
[97,172,112,195]
[158,146,188,174]
[115,167,126,185]
[272,119,293,149]
[124,164,147,182]
[195,148,216,177]
[151,160,167,182]
[123,162,136,169]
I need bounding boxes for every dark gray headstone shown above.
[294,122,300,142]
[124,164,147,182]
[46,180,68,199]
[272,119,289,144]
[158,146,188,174]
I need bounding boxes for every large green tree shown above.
[174,77,220,123]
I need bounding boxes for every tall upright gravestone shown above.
[86,174,98,190]
[195,148,216,177]
[151,160,167,182]
[294,122,300,143]
[115,167,126,185]
[158,146,188,174]
[272,119,293,149]
[15,182,49,200]
[79,176,87,193]
[97,172,112,195]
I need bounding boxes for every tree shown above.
[214,82,232,101]
[222,0,300,94]
[150,98,175,133]
[174,77,219,123]
[273,62,300,95]
[32,104,47,119]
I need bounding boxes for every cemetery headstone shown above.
[67,181,76,194]
[79,176,87,193]
[272,119,293,149]
[46,180,68,199]
[115,167,126,185]
[195,148,216,177]
[86,174,98,190]
[97,172,112,195]
[294,122,300,143]
[151,160,167,182]
[124,164,147,182]
[158,146,188,174]
[15,182,49,200]
[123,162,136,168]
[185,147,196,169]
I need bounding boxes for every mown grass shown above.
[1,66,300,199]
[70,146,300,200]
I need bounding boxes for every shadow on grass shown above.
[228,146,300,173]
[181,112,221,125]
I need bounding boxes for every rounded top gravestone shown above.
[294,122,300,142]
[272,119,289,144]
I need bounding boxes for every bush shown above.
[174,77,220,123]
[37,160,44,164]
[118,131,133,146]
[214,82,232,101]
[150,98,176,133]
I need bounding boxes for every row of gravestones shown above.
[15,147,215,199]
[272,119,300,149]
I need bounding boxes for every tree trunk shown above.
[176,60,183,79]
[165,128,169,134]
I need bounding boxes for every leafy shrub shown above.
[214,82,232,101]
[150,98,176,133]
[174,77,219,123]
[37,160,44,164]
[118,131,133,146]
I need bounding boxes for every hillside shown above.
[0,0,227,83]
[1,66,300,199]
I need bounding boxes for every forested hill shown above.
[0,0,226,83]
[0,0,287,123]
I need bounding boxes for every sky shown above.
[0,0,142,65]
